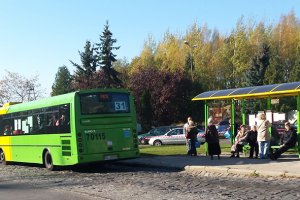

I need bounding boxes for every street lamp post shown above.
[184,40,197,81]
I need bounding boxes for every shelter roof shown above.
[193,82,300,101]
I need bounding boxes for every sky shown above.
[0,0,299,96]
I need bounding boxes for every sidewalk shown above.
[119,154,300,178]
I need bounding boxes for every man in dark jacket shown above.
[246,125,258,159]
[270,122,297,160]
[187,121,198,156]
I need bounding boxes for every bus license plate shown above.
[104,155,118,160]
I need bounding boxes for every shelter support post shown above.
[204,100,208,156]
[231,99,235,145]
[204,100,208,130]
[297,94,300,157]
[267,96,272,134]
[242,98,245,125]
[267,96,271,110]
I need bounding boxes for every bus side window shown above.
[26,116,33,133]
[3,125,13,135]
[59,104,70,133]
[0,116,3,135]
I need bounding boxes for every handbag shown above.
[224,130,231,139]
[195,141,200,148]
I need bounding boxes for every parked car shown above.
[272,121,286,135]
[138,125,180,144]
[148,128,205,146]
[216,118,230,137]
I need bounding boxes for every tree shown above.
[155,31,185,72]
[139,90,153,131]
[0,71,43,104]
[231,18,252,87]
[129,68,202,127]
[95,21,122,87]
[113,58,131,87]
[70,40,98,89]
[51,66,73,96]
[245,43,270,86]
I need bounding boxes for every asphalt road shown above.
[0,181,91,200]
[1,162,300,200]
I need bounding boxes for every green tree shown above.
[140,90,153,131]
[51,66,73,96]
[95,21,122,87]
[245,43,270,86]
[113,58,130,87]
[231,18,252,87]
[70,40,97,89]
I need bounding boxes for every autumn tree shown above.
[129,68,202,129]
[51,66,73,96]
[139,90,153,131]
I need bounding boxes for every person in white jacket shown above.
[256,113,271,159]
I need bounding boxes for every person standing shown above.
[270,122,297,160]
[183,117,193,155]
[205,123,221,160]
[187,121,198,156]
[256,113,271,159]
[246,125,259,159]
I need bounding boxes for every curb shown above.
[228,168,256,176]
[184,166,300,178]
[284,172,300,178]
[254,170,285,178]
[205,166,230,174]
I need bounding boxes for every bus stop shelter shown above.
[192,82,300,157]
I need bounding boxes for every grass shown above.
[139,140,232,156]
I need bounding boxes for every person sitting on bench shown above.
[270,121,297,160]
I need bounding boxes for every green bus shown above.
[0,89,139,170]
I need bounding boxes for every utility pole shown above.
[184,40,197,81]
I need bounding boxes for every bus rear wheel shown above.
[44,151,55,171]
[0,149,7,165]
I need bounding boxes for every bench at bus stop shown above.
[243,143,299,156]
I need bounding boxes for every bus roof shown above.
[0,88,130,114]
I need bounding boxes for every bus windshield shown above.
[80,92,130,115]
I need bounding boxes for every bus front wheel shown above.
[44,151,55,171]
[0,149,7,165]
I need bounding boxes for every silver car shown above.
[148,128,205,146]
